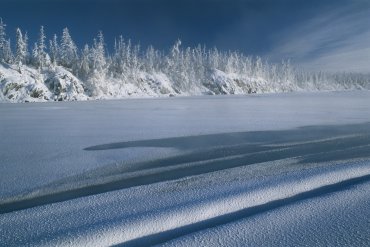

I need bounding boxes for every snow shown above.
[1,62,369,103]
[1,91,370,246]
[0,63,87,102]
[160,169,370,247]
[0,63,184,102]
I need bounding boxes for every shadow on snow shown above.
[1,122,370,214]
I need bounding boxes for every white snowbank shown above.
[0,63,87,102]
[1,63,368,103]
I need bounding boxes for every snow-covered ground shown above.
[1,91,370,246]
[1,62,369,103]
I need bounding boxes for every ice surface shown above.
[1,91,370,246]
[1,91,370,198]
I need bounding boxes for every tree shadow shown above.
[1,122,370,214]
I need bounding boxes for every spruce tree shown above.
[49,34,59,65]
[0,18,6,62]
[91,31,106,72]
[15,28,26,64]
[60,27,77,68]
[36,26,47,68]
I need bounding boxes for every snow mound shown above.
[206,69,303,94]
[104,72,178,98]
[44,66,88,101]
[0,64,87,102]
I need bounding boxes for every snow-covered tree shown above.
[111,36,125,76]
[31,42,38,66]
[91,31,106,72]
[15,28,27,64]
[24,32,29,63]
[0,18,6,62]
[143,45,158,73]
[3,39,13,63]
[34,26,48,68]
[49,34,59,65]
[0,18,12,63]
[60,28,78,68]
[39,26,46,53]
[254,56,263,78]
[208,48,220,69]
[79,44,91,78]
[282,59,294,85]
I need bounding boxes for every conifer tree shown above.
[79,44,91,78]
[24,32,29,63]
[15,28,26,64]
[31,42,38,66]
[0,18,12,63]
[91,31,106,72]
[0,18,6,62]
[36,26,47,68]
[60,27,78,68]
[49,34,59,65]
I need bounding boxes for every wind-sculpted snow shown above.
[159,172,370,247]
[1,92,370,246]
[1,159,370,246]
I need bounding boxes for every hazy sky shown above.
[0,0,369,72]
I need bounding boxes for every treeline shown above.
[0,18,369,95]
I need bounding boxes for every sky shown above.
[0,0,369,72]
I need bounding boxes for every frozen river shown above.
[1,91,370,246]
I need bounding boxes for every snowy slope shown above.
[0,63,88,102]
[1,92,370,246]
[1,63,368,103]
